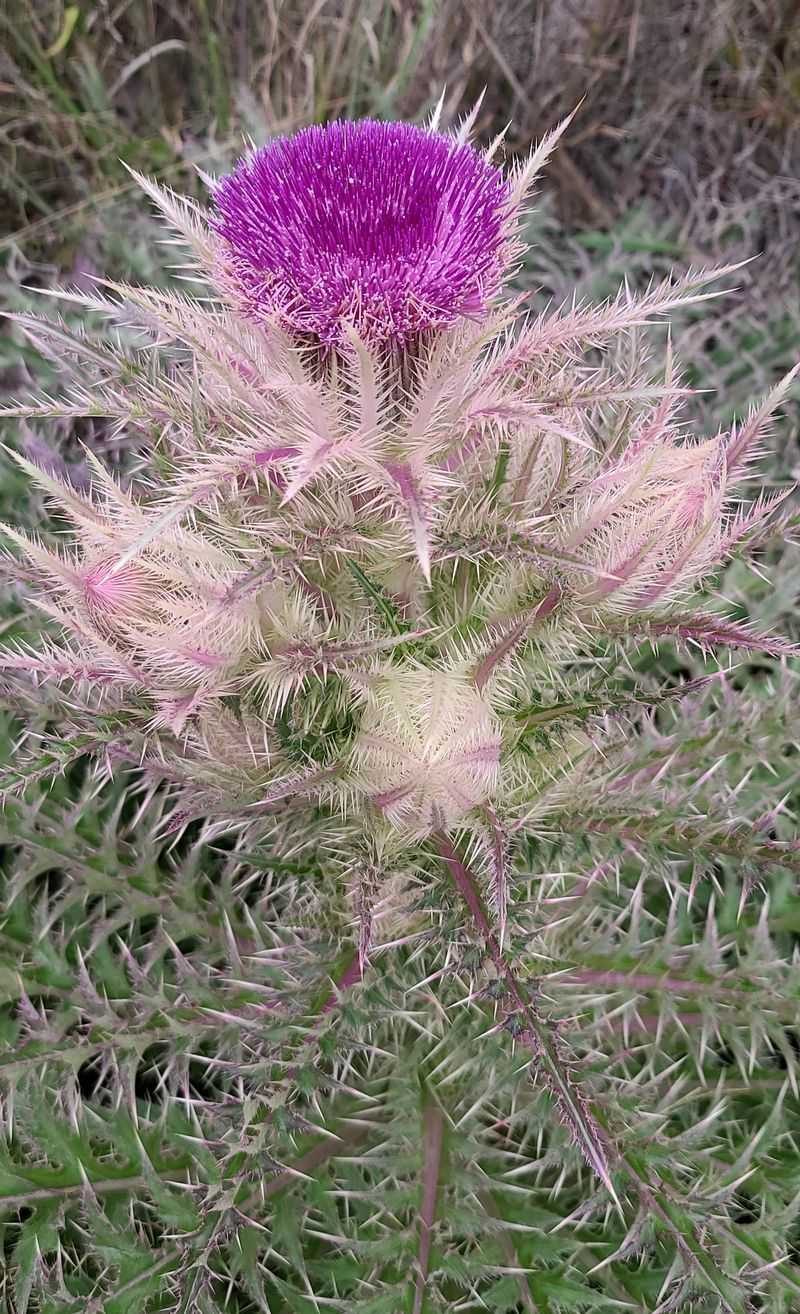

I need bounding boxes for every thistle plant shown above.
[1,106,800,1313]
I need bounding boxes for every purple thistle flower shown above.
[212,119,511,350]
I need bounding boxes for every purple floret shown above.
[212,119,510,349]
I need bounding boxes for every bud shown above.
[353,669,502,836]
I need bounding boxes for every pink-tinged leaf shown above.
[2,311,123,374]
[626,522,716,610]
[473,585,561,690]
[371,782,415,813]
[449,743,503,772]
[625,614,798,658]
[151,690,208,733]
[279,442,343,503]
[721,486,793,553]
[29,597,148,686]
[253,631,428,715]
[545,381,695,411]
[438,426,490,474]
[220,556,283,610]
[581,534,661,605]
[561,477,646,551]
[413,1095,446,1314]
[0,393,132,422]
[277,341,385,503]
[3,447,106,529]
[104,501,190,575]
[492,261,750,376]
[341,323,382,435]
[401,320,499,462]
[123,164,220,269]
[507,109,577,206]
[433,534,617,581]
[0,522,83,594]
[725,364,800,474]
[383,460,435,583]
[461,398,597,449]
[248,764,341,810]
[276,629,428,675]
[177,647,229,670]
[82,557,158,620]
[0,647,132,688]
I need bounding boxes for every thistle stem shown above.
[436,836,751,1302]
[321,949,364,1013]
[435,832,620,1203]
[413,1091,446,1314]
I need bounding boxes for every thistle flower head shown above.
[212,119,510,350]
